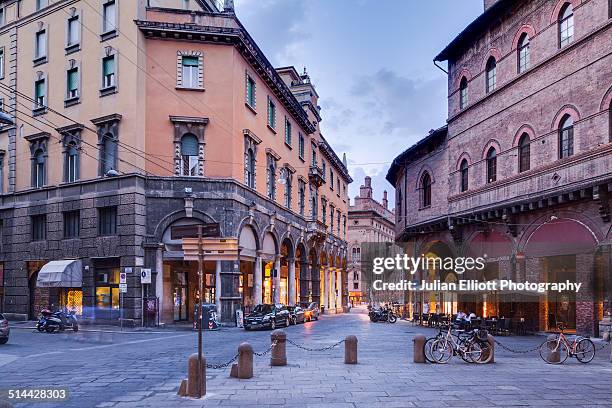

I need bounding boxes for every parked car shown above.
[243,304,290,330]
[287,306,305,325]
[0,313,9,344]
[304,302,320,322]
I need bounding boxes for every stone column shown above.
[288,258,296,306]
[273,256,281,304]
[215,260,222,315]
[300,260,310,306]
[327,266,334,312]
[254,255,263,305]
[155,246,164,324]
[336,267,342,312]
[321,265,328,312]
[576,253,596,336]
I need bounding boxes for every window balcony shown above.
[308,165,325,187]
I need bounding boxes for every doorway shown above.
[173,271,189,322]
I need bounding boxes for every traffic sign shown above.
[119,283,128,293]
[140,268,152,284]
[120,272,127,284]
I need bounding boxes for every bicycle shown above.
[430,324,492,364]
[539,323,595,364]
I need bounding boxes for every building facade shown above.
[387,0,612,336]
[0,0,352,324]
[347,176,394,305]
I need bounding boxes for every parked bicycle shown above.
[539,323,595,364]
[430,324,492,364]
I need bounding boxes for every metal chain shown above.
[286,338,345,352]
[206,353,239,370]
[253,342,276,357]
[493,338,541,354]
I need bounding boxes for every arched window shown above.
[245,148,255,188]
[486,147,497,183]
[459,77,468,109]
[518,134,530,172]
[33,149,45,188]
[420,172,431,208]
[460,159,469,192]
[485,57,497,93]
[517,33,530,73]
[559,115,574,158]
[180,133,198,176]
[559,3,574,48]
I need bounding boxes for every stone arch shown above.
[511,24,536,50]
[481,48,502,71]
[599,84,612,112]
[295,242,307,263]
[455,152,472,170]
[465,229,514,259]
[481,139,502,160]
[236,215,262,243]
[238,224,260,259]
[454,68,473,91]
[261,230,279,260]
[153,209,217,242]
[550,0,581,24]
[518,211,602,257]
[415,165,435,190]
[280,235,295,260]
[512,124,536,146]
[551,104,581,130]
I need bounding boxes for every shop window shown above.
[98,206,117,236]
[95,268,120,316]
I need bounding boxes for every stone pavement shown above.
[1,309,611,407]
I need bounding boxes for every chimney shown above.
[484,0,498,10]
[382,191,388,210]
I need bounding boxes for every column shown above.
[215,260,222,316]
[300,260,310,306]
[336,267,342,312]
[254,255,262,305]
[327,266,334,312]
[273,256,281,303]
[288,258,296,306]
[321,265,328,312]
[155,246,164,324]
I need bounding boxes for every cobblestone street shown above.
[1,308,611,407]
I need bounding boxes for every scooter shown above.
[37,309,79,333]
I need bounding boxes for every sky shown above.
[234,0,484,208]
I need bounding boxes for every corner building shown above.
[387,0,612,336]
[0,0,351,324]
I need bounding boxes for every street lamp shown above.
[0,112,14,125]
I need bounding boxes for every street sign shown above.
[182,237,239,261]
[119,283,128,293]
[120,272,127,284]
[124,267,133,274]
[140,268,152,284]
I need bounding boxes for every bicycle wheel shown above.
[469,340,492,364]
[430,339,453,364]
[575,338,595,363]
[539,339,569,364]
[423,337,439,363]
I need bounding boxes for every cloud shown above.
[235,0,310,65]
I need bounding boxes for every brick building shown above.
[387,0,612,335]
[347,176,394,305]
[0,0,351,324]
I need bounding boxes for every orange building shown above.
[0,0,351,324]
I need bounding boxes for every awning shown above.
[36,260,83,288]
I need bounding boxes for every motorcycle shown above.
[37,309,79,333]
[368,307,397,323]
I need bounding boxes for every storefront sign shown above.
[171,223,220,240]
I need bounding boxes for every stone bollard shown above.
[486,334,495,364]
[413,334,426,363]
[547,334,560,363]
[187,353,206,398]
[344,335,358,364]
[237,342,254,379]
[270,329,287,366]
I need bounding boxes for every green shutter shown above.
[68,69,78,91]
[103,56,114,76]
